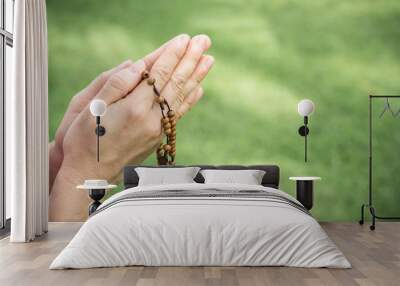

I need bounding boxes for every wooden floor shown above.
[0,222,399,286]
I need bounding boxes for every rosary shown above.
[142,71,176,165]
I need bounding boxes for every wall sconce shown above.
[90,99,107,162]
[297,99,315,162]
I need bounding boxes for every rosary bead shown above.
[163,144,172,151]
[158,156,168,165]
[156,95,165,104]
[144,69,177,166]
[142,71,149,79]
[147,77,156,85]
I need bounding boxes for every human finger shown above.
[177,86,204,118]
[162,35,211,106]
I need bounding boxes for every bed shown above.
[50,165,350,269]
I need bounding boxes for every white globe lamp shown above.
[90,99,107,117]
[298,99,315,117]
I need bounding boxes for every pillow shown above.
[200,169,266,185]
[135,167,200,186]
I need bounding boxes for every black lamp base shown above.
[95,125,106,136]
[298,125,309,136]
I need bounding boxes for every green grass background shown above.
[47,0,400,221]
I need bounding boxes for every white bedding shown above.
[50,183,351,269]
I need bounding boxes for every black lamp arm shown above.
[94,116,106,162]
[297,116,310,162]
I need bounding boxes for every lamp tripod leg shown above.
[370,206,376,231]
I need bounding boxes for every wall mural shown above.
[47,0,400,220]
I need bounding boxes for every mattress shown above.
[50,183,351,269]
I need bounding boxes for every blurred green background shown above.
[47,0,400,221]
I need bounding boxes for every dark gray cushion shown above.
[123,164,279,189]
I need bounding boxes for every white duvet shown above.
[50,183,351,269]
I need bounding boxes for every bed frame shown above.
[123,165,280,189]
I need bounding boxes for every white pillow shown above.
[135,167,200,186]
[200,169,266,185]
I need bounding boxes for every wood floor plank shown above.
[0,222,399,286]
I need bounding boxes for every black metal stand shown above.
[359,95,400,230]
[88,189,106,215]
[298,116,310,162]
[95,116,106,162]
[296,180,314,210]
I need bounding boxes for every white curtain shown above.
[7,0,49,242]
